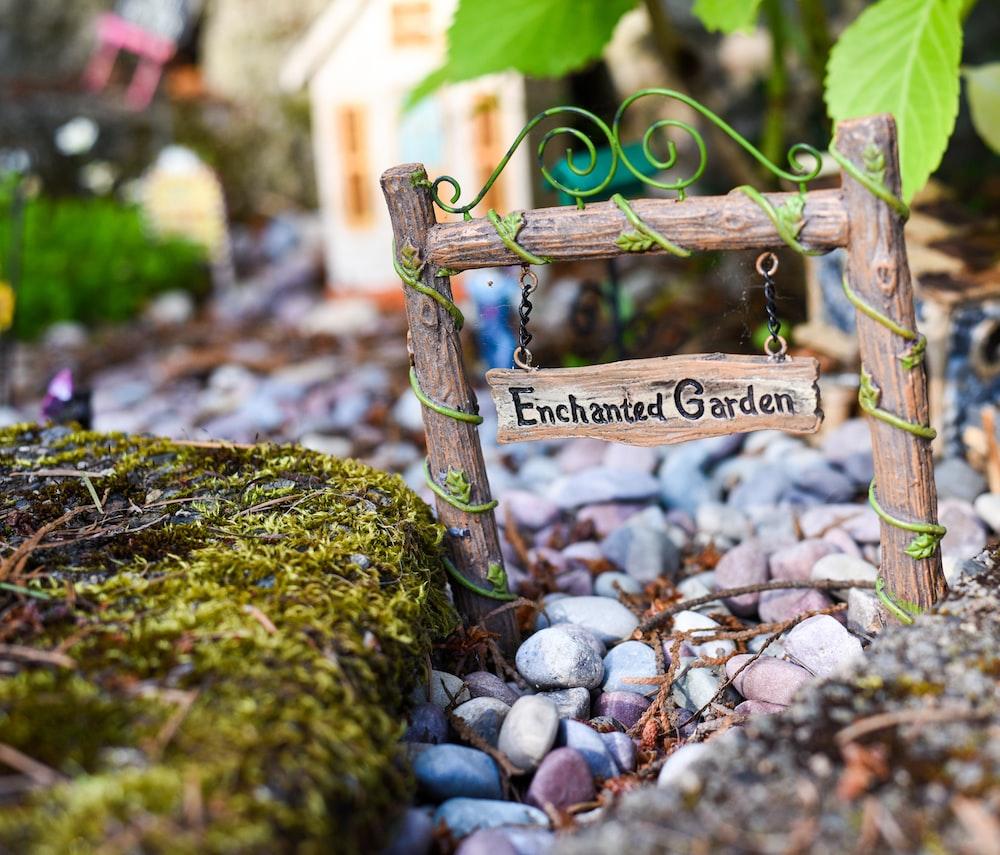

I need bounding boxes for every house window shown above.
[391,2,432,46]
[338,105,373,228]
[472,94,504,213]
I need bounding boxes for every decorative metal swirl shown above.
[425,88,826,216]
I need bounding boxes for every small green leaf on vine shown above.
[615,231,654,252]
[443,468,472,504]
[862,144,887,185]
[898,336,926,370]
[486,562,508,592]
[858,367,881,411]
[776,194,806,239]
[905,532,942,560]
[400,243,424,278]
[497,211,526,240]
[436,267,458,278]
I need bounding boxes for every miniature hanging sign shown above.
[486,353,822,446]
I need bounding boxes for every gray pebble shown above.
[452,697,511,746]
[434,798,549,839]
[497,696,560,771]
[516,627,604,690]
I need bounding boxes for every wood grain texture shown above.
[380,163,519,654]
[837,115,947,612]
[487,354,822,445]
[426,189,848,270]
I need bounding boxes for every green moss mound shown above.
[0,425,457,854]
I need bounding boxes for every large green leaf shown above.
[691,0,762,33]
[408,0,637,107]
[964,63,1000,154]
[825,0,964,202]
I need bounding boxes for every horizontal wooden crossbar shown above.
[426,188,848,270]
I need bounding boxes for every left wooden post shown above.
[381,164,520,655]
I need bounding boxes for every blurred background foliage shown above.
[0,178,208,340]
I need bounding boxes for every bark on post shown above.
[836,114,947,613]
[381,164,519,655]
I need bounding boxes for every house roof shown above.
[278,0,368,92]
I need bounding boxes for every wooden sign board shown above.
[486,353,822,446]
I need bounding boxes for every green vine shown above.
[611,193,691,256]
[393,242,465,330]
[735,186,823,255]
[858,368,937,440]
[486,210,552,265]
[423,460,498,514]
[441,556,516,601]
[828,141,910,220]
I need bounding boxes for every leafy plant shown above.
[0,187,209,340]
[413,0,994,204]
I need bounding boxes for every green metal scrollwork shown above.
[424,88,826,217]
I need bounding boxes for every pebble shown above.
[549,623,606,658]
[434,799,549,838]
[671,611,735,658]
[789,461,857,503]
[659,451,721,515]
[554,568,593,596]
[499,490,561,530]
[404,703,449,744]
[464,671,521,707]
[810,552,877,596]
[556,719,620,779]
[593,571,642,598]
[382,807,434,855]
[497,696,560,771]
[847,588,883,636]
[747,634,786,658]
[540,596,639,644]
[657,743,710,789]
[518,456,562,489]
[938,498,988,560]
[935,457,988,502]
[538,687,590,720]
[593,690,651,729]
[556,439,606,473]
[784,614,864,677]
[576,503,642,538]
[713,540,769,615]
[734,699,786,716]
[695,502,752,543]
[603,443,659,473]
[413,744,503,802]
[821,419,871,460]
[601,509,680,583]
[672,664,722,711]
[973,492,1000,532]
[601,640,658,697]
[769,539,841,582]
[525,747,596,811]
[561,540,605,567]
[757,588,833,623]
[414,670,470,708]
[516,627,604,690]
[547,467,660,509]
[799,504,878,541]
[599,731,637,772]
[724,654,813,706]
[454,830,517,855]
[452,698,511,747]
[822,526,864,558]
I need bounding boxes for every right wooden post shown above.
[836,114,948,614]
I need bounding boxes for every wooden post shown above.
[836,114,947,613]
[381,164,520,655]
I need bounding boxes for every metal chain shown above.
[514,265,538,369]
[756,252,787,360]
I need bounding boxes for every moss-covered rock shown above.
[0,425,457,854]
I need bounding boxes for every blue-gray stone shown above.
[790,461,857,503]
[464,670,521,707]
[935,457,988,503]
[599,731,637,773]
[547,467,660,509]
[515,627,604,690]
[593,571,642,598]
[538,687,590,720]
[601,509,681,583]
[434,798,550,838]
[380,808,434,855]
[540,596,639,644]
[601,640,658,697]
[452,697,510,747]
[404,703,448,744]
[413,745,503,802]
[556,719,620,779]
